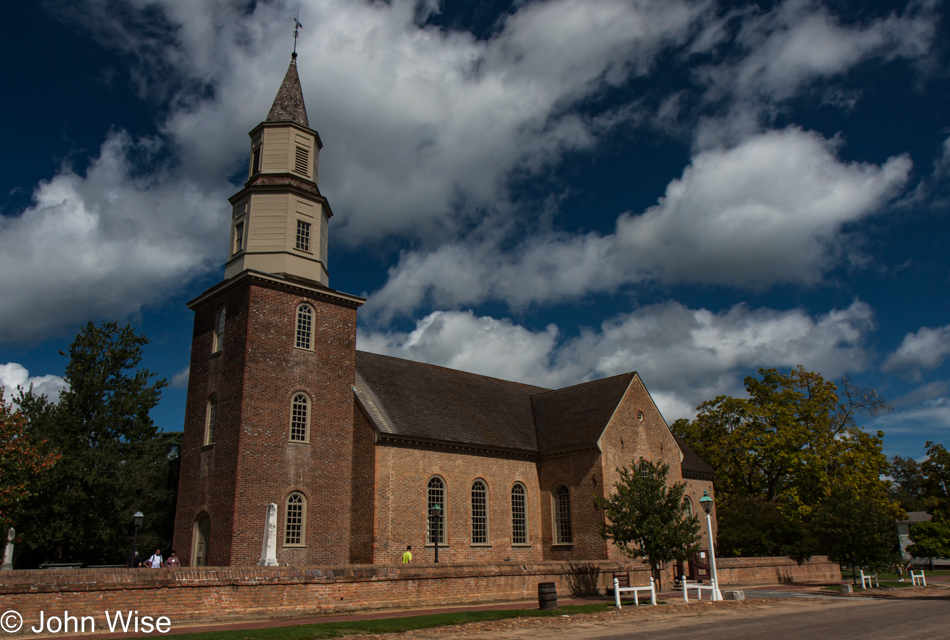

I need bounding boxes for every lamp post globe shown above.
[698,491,721,600]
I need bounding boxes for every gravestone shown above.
[2,528,14,571]
[257,504,278,566]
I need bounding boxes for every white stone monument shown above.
[258,504,278,566]
[2,527,14,571]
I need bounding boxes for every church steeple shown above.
[222,55,332,286]
[266,58,309,128]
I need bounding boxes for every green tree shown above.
[672,367,894,557]
[815,484,900,583]
[0,389,59,529]
[13,321,178,567]
[907,520,950,569]
[888,455,928,513]
[920,441,950,518]
[596,459,700,590]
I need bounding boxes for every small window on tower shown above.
[294,146,309,176]
[250,145,262,176]
[296,220,311,252]
[234,221,245,255]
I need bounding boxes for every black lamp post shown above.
[130,511,144,567]
[428,504,442,563]
[698,491,721,600]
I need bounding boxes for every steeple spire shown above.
[266,60,309,128]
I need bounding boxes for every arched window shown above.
[683,496,693,517]
[639,461,652,479]
[427,477,445,545]
[295,304,313,350]
[471,479,489,544]
[511,483,528,545]
[213,307,226,353]
[553,485,572,544]
[290,393,310,442]
[192,514,210,566]
[284,492,306,546]
[204,396,217,445]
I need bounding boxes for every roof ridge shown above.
[355,350,550,392]
[528,371,636,399]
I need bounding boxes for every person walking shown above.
[147,548,164,568]
[165,550,181,568]
[401,545,412,564]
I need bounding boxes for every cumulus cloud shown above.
[358,299,875,420]
[882,325,950,378]
[694,0,937,145]
[0,132,227,342]
[0,363,67,402]
[367,128,910,318]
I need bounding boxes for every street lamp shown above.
[698,491,722,601]
[130,511,144,567]
[428,504,442,563]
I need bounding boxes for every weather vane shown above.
[292,8,302,60]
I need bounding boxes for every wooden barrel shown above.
[538,582,557,610]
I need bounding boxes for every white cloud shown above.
[0,132,227,342]
[367,128,910,318]
[358,299,875,421]
[882,325,950,378]
[0,363,67,402]
[694,0,938,146]
[169,366,190,390]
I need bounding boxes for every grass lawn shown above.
[165,601,653,640]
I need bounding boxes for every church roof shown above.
[532,373,637,452]
[354,351,546,452]
[355,352,652,456]
[674,436,716,480]
[267,60,310,127]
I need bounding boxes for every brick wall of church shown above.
[349,407,377,564]
[372,442,545,564]
[537,450,607,561]
[174,284,251,566]
[597,375,706,562]
[174,278,360,567]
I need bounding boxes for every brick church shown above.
[173,55,716,567]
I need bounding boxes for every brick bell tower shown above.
[173,52,365,567]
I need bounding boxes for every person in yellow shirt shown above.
[401,545,412,564]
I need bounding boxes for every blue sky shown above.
[1,0,948,459]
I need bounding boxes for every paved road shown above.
[408,597,950,640]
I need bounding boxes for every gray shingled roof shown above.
[267,60,309,127]
[532,374,636,452]
[355,351,547,451]
[354,351,715,479]
[674,436,716,479]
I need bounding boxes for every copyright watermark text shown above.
[1,611,171,634]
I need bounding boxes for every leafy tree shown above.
[920,441,950,518]
[907,520,950,570]
[672,367,894,557]
[888,455,928,513]
[13,322,178,567]
[597,459,700,590]
[0,389,59,529]
[716,495,814,558]
[815,484,900,583]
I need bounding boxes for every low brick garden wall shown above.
[0,557,839,634]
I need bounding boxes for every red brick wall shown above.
[372,442,544,564]
[174,278,360,567]
[174,284,250,566]
[716,556,841,585]
[0,557,840,633]
[537,450,606,561]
